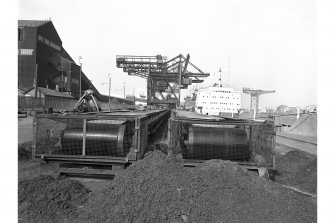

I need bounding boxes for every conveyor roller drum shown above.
[184,125,250,161]
[61,119,130,157]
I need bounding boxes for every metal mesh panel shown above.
[35,118,67,155]
[123,120,135,155]
[176,119,275,165]
[61,119,123,156]
[247,123,274,162]
[35,116,134,157]
[183,125,250,161]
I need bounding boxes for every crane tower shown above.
[116,54,210,108]
[243,88,275,114]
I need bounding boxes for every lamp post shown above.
[123,82,126,99]
[78,56,82,97]
[102,73,112,110]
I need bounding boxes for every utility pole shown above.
[123,82,126,99]
[78,56,82,98]
[178,56,182,107]
[33,64,38,112]
[32,63,38,159]
[102,73,112,110]
[61,69,64,92]
[108,74,111,110]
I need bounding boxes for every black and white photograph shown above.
[4,0,333,222]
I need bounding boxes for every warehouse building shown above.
[18,19,132,105]
[19,20,81,98]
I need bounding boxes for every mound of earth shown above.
[79,150,316,223]
[18,142,32,160]
[276,150,317,194]
[18,175,91,223]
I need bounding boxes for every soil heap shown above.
[276,150,317,194]
[18,175,91,223]
[80,150,316,223]
[18,142,32,160]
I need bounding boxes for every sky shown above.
[18,0,316,109]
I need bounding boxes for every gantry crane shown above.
[116,54,210,108]
[243,88,275,114]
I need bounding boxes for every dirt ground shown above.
[18,117,33,144]
[18,146,317,223]
[275,150,317,194]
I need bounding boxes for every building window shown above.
[49,41,61,51]
[18,49,34,55]
[18,28,24,41]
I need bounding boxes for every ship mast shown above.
[219,67,222,87]
[227,58,231,87]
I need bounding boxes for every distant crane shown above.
[243,88,275,114]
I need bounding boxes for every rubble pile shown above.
[18,175,91,223]
[276,150,317,194]
[80,151,316,223]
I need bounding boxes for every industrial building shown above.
[18,19,132,105]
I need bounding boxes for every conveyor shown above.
[184,125,250,161]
